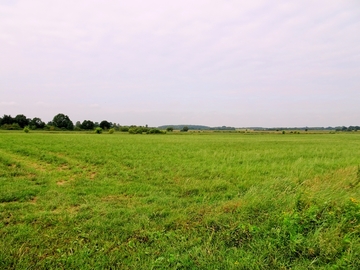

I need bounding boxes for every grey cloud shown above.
[1,0,359,126]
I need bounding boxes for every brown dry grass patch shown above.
[30,197,37,204]
[220,200,242,213]
[56,180,67,186]
[302,166,357,192]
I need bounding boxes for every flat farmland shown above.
[0,132,360,269]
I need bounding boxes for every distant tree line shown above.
[0,113,164,134]
[259,126,360,132]
[158,125,236,130]
[335,126,360,132]
[1,113,359,133]
[0,114,45,130]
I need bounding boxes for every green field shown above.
[1,132,360,269]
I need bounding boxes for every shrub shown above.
[129,127,143,134]
[147,128,163,134]
[23,126,30,133]
[95,127,103,134]
[108,128,115,134]
[2,123,22,130]
[119,126,129,132]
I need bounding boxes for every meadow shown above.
[0,131,359,269]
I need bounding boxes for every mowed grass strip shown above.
[0,132,360,269]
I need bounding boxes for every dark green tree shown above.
[52,113,74,130]
[81,120,95,130]
[0,114,14,125]
[30,117,45,129]
[100,120,111,130]
[182,126,189,132]
[166,127,174,132]
[14,114,30,128]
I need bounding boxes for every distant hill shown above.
[253,126,339,131]
[158,125,236,130]
[157,125,345,131]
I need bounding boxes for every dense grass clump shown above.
[0,132,359,269]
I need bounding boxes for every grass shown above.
[0,131,360,269]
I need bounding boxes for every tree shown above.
[182,126,189,132]
[81,120,95,130]
[100,120,111,130]
[166,127,174,132]
[0,115,14,125]
[52,113,74,130]
[14,114,30,128]
[30,117,45,129]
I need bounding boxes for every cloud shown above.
[0,0,359,126]
[0,101,17,106]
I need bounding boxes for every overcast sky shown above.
[1,0,359,127]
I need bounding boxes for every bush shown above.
[129,127,143,134]
[119,126,129,132]
[147,128,164,134]
[108,128,114,134]
[2,123,22,130]
[95,127,103,134]
[23,126,30,133]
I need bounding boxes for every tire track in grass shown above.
[0,149,48,203]
[0,148,97,206]
[0,149,50,174]
[0,147,99,185]
[49,152,99,182]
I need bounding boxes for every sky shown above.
[1,0,360,127]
